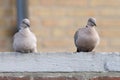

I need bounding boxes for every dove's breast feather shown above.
[13,28,37,53]
[74,27,100,52]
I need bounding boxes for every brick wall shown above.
[0,0,16,51]
[0,0,120,52]
[28,0,120,52]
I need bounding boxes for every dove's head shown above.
[87,17,97,27]
[20,18,30,29]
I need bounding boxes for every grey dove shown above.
[13,18,37,53]
[74,17,100,52]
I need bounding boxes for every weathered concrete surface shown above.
[0,52,119,72]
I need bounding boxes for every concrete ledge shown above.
[0,52,120,72]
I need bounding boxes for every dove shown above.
[74,17,100,52]
[13,18,37,53]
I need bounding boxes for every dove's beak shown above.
[92,22,97,27]
[27,24,30,27]
[94,23,97,27]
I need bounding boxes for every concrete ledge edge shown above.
[0,52,119,72]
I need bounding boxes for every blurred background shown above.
[0,0,120,52]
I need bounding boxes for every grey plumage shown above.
[74,17,100,52]
[13,18,37,53]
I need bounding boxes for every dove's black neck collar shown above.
[86,25,94,28]
[86,25,92,28]
[86,25,88,28]
[23,21,30,27]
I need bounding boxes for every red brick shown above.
[29,0,87,7]
[30,18,41,27]
[98,18,120,27]
[34,77,83,80]
[0,76,30,80]
[90,0,120,7]
[100,29,120,38]
[33,8,97,17]
[39,0,56,6]
[42,39,74,48]
[32,27,51,39]
[0,39,8,48]
[99,8,120,17]
[41,18,74,27]
[0,1,6,6]
[56,0,87,7]
[98,39,108,47]
[29,0,57,6]
[90,76,120,80]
